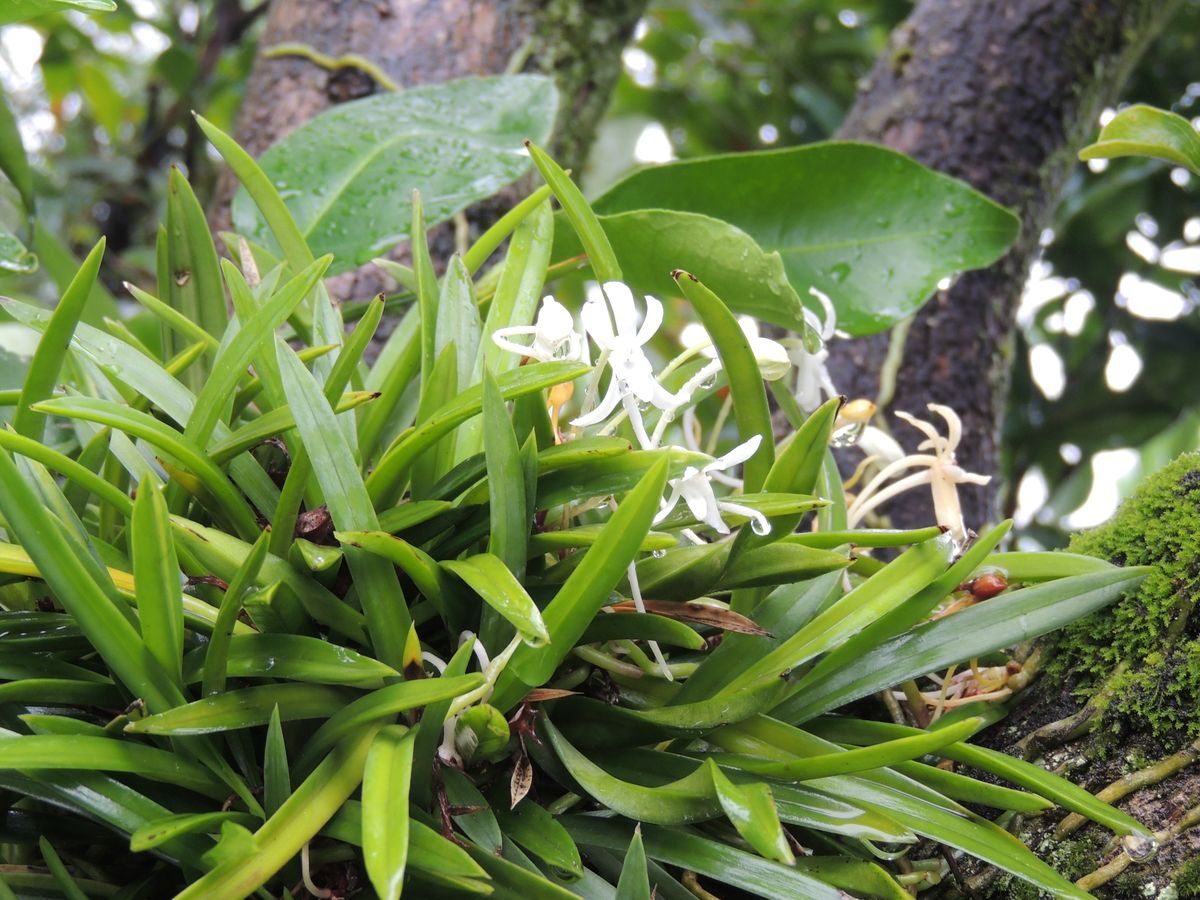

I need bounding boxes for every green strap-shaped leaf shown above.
[0,0,116,25]
[614,826,652,900]
[185,634,398,690]
[491,790,584,879]
[777,564,1152,723]
[362,725,415,900]
[705,759,793,865]
[130,477,184,688]
[294,674,484,775]
[200,531,270,697]
[672,271,774,492]
[810,716,1150,839]
[493,455,669,710]
[13,238,105,440]
[263,705,290,819]
[544,718,721,825]
[366,359,591,507]
[275,337,412,668]
[443,554,549,647]
[527,141,621,283]
[130,811,261,853]
[483,367,528,581]
[178,725,381,899]
[126,683,357,735]
[0,90,34,218]
[164,169,226,389]
[721,533,955,694]
[1079,103,1200,175]
[0,734,225,798]
[33,396,261,541]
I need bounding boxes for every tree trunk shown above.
[830,0,1178,532]
[967,453,1200,898]
[217,0,647,295]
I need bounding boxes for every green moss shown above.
[1175,853,1200,898]
[984,834,1103,899]
[1049,453,1200,747]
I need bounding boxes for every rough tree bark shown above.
[830,0,1178,532]
[218,0,647,295]
[829,4,1199,895]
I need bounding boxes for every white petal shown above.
[636,294,664,344]
[927,403,963,451]
[681,322,713,351]
[718,501,771,536]
[808,287,837,339]
[681,482,713,523]
[581,295,615,346]
[622,392,654,449]
[653,482,685,524]
[709,434,763,472]
[602,281,639,336]
[749,337,792,381]
[737,315,760,340]
[536,296,577,343]
[571,377,622,427]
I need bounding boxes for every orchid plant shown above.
[0,110,1153,900]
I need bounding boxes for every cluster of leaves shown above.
[0,50,1164,898]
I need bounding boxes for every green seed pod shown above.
[456,704,511,763]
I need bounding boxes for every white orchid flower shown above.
[789,288,839,412]
[572,281,676,448]
[653,434,770,535]
[492,295,586,363]
[681,315,792,381]
[847,403,990,546]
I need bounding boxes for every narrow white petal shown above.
[637,294,664,344]
[709,433,763,472]
[718,501,771,536]
[571,378,622,427]
[602,281,639,336]
[581,296,615,345]
[848,470,933,526]
[622,392,654,449]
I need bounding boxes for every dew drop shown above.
[830,420,866,447]
[651,548,667,559]
[1122,833,1158,862]
[750,518,772,536]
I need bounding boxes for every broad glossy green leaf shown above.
[126,683,357,735]
[777,565,1152,722]
[494,457,669,710]
[1079,103,1200,174]
[131,477,184,687]
[14,237,104,440]
[233,76,557,273]
[560,210,808,335]
[673,271,773,490]
[492,792,583,879]
[443,553,549,647]
[705,760,793,864]
[0,733,225,798]
[441,766,503,852]
[185,634,398,689]
[294,673,484,774]
[363,725,415,900]
[589,143,1020,335]
[0,229,36,274]
[564,816,842,900]
[178,725,380,899]
[0,0,115,24]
